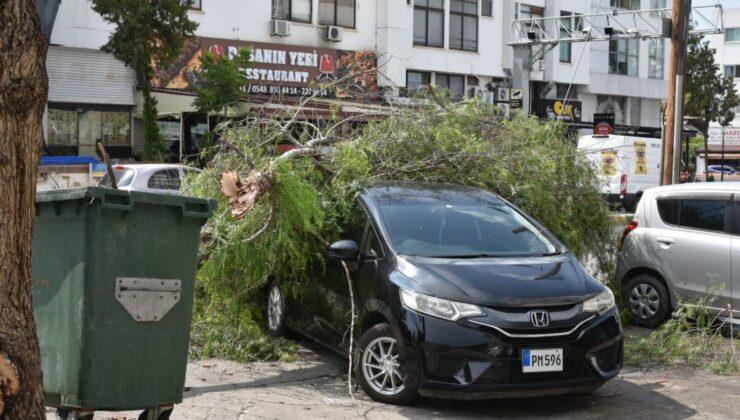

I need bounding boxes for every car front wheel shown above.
[266,281,287,336]
[356,323,418,405]
[625,274,670,328]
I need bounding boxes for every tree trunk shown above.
[0,1,49,419]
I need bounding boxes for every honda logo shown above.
[529,311,550,328]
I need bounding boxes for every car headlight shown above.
[582,288,615,315]
[399,289,485,321]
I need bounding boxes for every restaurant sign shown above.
[708,127,740,146]
[533,99,582,123]
[152,37,378,100]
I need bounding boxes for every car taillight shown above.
[114,165,126,170]
[618,219,638,251]
[619,174,628,197]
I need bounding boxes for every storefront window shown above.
[101,111,131,146]
[47,108,78,146]
[596,95,627,125]
[406,71,431,96]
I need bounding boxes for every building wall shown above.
[709,7,740,128]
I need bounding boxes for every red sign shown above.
[152,37,378,100]
[593,113,615,137]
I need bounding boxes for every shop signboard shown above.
[533,98,582,123]
[708,127,740,146]
[152,37,378,100]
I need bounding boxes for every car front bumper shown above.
[396,306,623,400]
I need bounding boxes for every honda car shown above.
[266,183,623,404]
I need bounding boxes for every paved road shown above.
[51,336,740,420]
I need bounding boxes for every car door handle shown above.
[656,237,675,245]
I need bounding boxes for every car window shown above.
[147,169,181,190]
[679,199,727,233]
[362,225,384,260]
[343,200,369,245]
[377,201,557,258]
[657,198,680,225]
[99,168,134,188]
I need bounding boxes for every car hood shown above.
[394,254,604,308]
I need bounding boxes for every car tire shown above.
[266,281,288,337]
[355,323,418,405]
[624,274,671,328]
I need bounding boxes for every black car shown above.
[266,183,622,404]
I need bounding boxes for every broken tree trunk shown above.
[0,0,49,418]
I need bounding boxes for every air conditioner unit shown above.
[495,87,510,103]
[323,25,344,42]
[271,20,291,37]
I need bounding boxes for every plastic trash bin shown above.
[31,187,215,419]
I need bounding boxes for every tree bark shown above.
[0,0,49,419]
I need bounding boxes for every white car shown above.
[98,164,201,195]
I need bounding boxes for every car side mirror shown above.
[327,240,359,261]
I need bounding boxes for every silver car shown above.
[98,164,200,196]
[616,183,740,327]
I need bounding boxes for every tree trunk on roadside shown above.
[0,1,48,419]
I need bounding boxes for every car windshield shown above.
[99,168,135,188]
[377,199,559,258]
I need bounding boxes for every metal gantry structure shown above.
[505,4,724,114]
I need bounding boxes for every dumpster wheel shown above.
[138,405,174,420]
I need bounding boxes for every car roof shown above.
[362,182,502,204]
[645,182,740,195]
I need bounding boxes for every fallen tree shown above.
[186,97,614,363]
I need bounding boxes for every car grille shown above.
[476,357,596,385]
[594,342,622,372]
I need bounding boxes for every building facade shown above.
[48,0,673,160]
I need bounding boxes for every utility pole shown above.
[662,0,692,185]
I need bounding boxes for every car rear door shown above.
[650,193,732,308]
[730,196,740,315]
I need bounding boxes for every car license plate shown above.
[522,348,563,373]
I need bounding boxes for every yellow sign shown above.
[601,150,617,176]
[634,141,647,175]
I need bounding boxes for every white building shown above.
[47,0,674,159]
[698,7,740,172]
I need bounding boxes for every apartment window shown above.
[482,0,493,17]
[413,0,444,48]
[272,0,312,23]
[560,11,573,63]
[319,0,355,28]
[727,28,740,42]
[450,0,478,51]
[435,73,465,99]
[596,95,627,124]
[649,38,665,79]
[725,65,740,78]
[611,0,639,10]
[186,0,202,10]
[609,37,639,76]
[556,83,576,99]
[406,71,431,95]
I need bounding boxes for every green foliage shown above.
[624,298,739,375]
[91,0,198,80]
[190,283,297,362]
[141,84,166,161]
[685,35,739,135]
[194,49,252,114]
[187,101,614,361]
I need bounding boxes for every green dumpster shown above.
[31,187,215,419]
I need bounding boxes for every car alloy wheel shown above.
[267,282,285,335]
[362,336,405,396]
[629,283,660,319]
